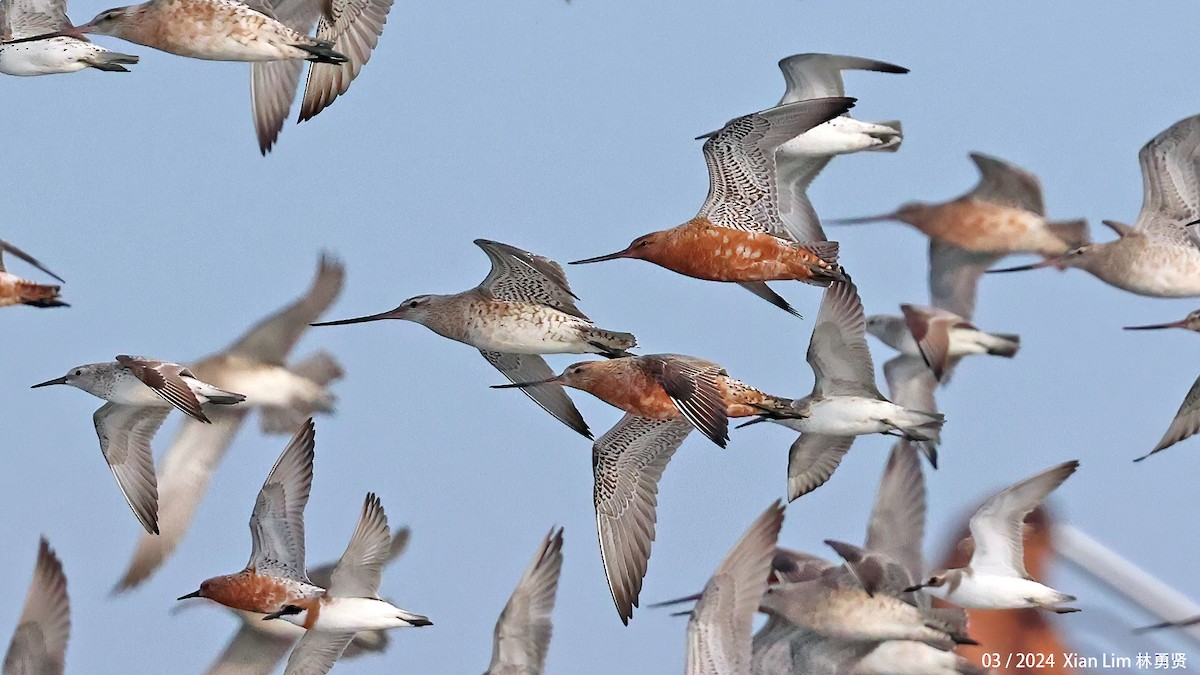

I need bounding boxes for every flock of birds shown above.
[3,3,1200,672]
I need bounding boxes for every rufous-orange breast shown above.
[191,570,316,614]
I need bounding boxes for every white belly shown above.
[314,598,411,632]
[854,641,963,675]
[777,117,895,157]
[793,397,900,436]
[106,377,171,406]
[942,574,1055,609]
[0,40,96,76]
[222,365,326,408]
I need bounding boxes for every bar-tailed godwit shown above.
[991,115,1200,296]
[773,53,906,243]
[315,239,637,440]
[0,239,66,308]
[3,538,69,675]
[31,355,246,534]
[15,0,392,152]
[571,98,855,316]
[115,254,344,590]
[485,528,564,675]
[494,353,792,448]
[0,0,137,74]
[905,461,1080,612]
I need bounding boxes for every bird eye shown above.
[74,370,82,376]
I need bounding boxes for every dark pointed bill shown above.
[902,584,924,593]
[986,259,1057,274]
[2,23,91,45]
[569,250,630,265]
[30,376,68,389]
[490,375,561,389]
[311,307,401,326]
[176,590,202,601]
[1123,320,1188,330]
[826,213,898,225]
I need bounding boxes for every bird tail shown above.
[17,280,67,308]
[1048,218,1090,249]
[867,119,903,152]
[259,351,343,435]
[983,332,1021,358]
[794,241,847,285]
[396,610,433,627]
[296,41,348,64]
[201,388,246,406]
[84,51,139,72]
[580,326,637,358]
[922,607,976,645]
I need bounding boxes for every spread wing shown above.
[204,624,293,675]
[482,351,591,439]
[807,280,880,398]
[785,434,855,501]
[226,255,345,366]
[969,461,1078,577]
[474,239,586,318]
[246,0,323,154]
[697,99,854,238]
[93,403,168,535]
[487,528,564,675]
[327,493,391,598]
[115,409,248,591]
[593,414,693,624]
[281,631,354,675]
[776,53,908,104]
[774,153,833,243]
[686,502,784,675]
[1139,373,1200,461]
[864,441,926,586]
[298,0,393,122]
[3,538,69,675]
[962,152,1045,214]
[1132,114,1200,244]
[246,420,315,582]
[928,240,999,322]
[883,355,938,416]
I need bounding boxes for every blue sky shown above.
[4,1,1200,672]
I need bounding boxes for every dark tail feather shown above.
[296,41,348,64]
[84,52,139,72]
[986,333,1021,357]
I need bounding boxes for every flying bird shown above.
[315,239,637,440]
[571,98,855,316]
[906,461,1080,613]
[990,114,1200,297]
[866,304,1019,381]
[115,254,345,591]
[0,239,66,308]
[772,53,907,243]
[31,355,246,534]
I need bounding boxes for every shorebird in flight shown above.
[990,114,1200,297]
[571,98,854,316]
[771,53,906,243]
[31,355,246,534]
[316,239,636,440]
[115,254,345,591]
[0,239,66,309]
[12,0,393,152]
[484,528,564,675]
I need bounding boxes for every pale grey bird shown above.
[114,254,345,590]
[31,355,246,534]
[866,304,1019,381]
[0,0,137,75]
[991,114,1200,297]
[686,501,785,675]
[3,538,69,675]
[485,528,564,675]
[741,280,944,499]
[315,239,638,440]
[907,461,1080,612]
[772,53,906,243]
